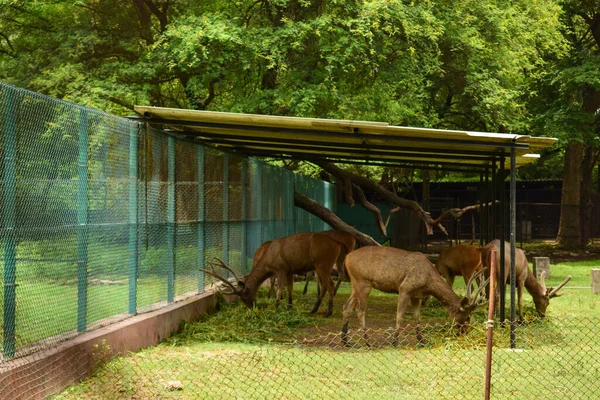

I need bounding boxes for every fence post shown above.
[198,145,205,291]
[2,88,17,358]
[128,123,139,315]
[241,160,248,274]
[77,108,89,332]
[254,160,263,245]
[222,153,230,268]
[167,136,175,303]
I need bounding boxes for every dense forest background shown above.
[0,0,598,247]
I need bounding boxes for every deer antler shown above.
[466,268,490,307]
[548,275,572,298]
[199,258,243,295]
[539,271,547,292]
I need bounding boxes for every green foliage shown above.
[0,0,566,131]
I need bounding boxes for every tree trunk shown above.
[580,146,597,248]
[293,191,380,247]
[558,142,584,247]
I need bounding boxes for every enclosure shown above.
[1,83,599,399]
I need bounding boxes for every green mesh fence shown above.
[0,82,334,362]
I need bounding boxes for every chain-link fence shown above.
[41,314,600,400]
[0,82,334,364]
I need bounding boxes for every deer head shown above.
[534,272,572,317]
[454,268,490,328]
[200,258,255,308]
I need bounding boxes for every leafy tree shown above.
[530,0,600,247]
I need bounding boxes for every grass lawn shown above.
[52,258,600,400]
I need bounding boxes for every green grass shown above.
[52,259,600,400]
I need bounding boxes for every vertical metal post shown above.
[479,173,484,247]
[222,153,230,267]
[491,158,497,240]
[484,249,497,400]
[128,123,139,315]
[254,160,263,246]
[510,147,517,348]
[167,136,175,303]
[499,156,506,323]
[2,88,17,358]
[77,109,89,332]
[484,168,489,243]
[198,145,205,291]
[240,160,248,274]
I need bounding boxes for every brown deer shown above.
[341,246,489,346]
[267,230,356,297]
[481,239,571,320]
[303,230,356,295]
[202,231,353,317]
[435,244,483,289]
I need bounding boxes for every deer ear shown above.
[459,297,469,312]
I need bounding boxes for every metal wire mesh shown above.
[37,315,600,400]
[0,82,335,365]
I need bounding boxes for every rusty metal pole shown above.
[484,249,497,400]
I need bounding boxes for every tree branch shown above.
[315,161,447,236]
[293,190,380,247]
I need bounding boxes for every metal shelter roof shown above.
[130,106,557,171]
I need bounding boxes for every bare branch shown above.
[353,184,387,235]
[315,161,447,236]
[293,190,380,247]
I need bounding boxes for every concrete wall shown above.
[0,291,227,400]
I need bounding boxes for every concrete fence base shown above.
[0,290,231,400]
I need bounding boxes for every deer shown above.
[481,239,572,320]
[434,244,483,289]
[267,230,356,297]
[341,246,489,346]
[201,231,354,317]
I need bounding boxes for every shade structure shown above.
[130,106,557,171]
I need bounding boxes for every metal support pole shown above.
[197,145,205,291]
[484,168,489,243]
[77,109,89,332]
[484,249,497,400]
[2,89,17,358]
[254,160,263,247]
[222,153,230,267]
[499,156,506,323]
[241,160,248,274]
[167,136,175,303]
[492,158,497,240]
[479,173,484,247]
[510,147,517,348]
[128,123,139,315]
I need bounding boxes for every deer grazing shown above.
[435,244,483,289]
[341,246,489,346]
[481,239,572,320]
[266,230,356,297]
[202,231,355,317]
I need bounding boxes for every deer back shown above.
[435,245,482,279]
[345,246,439,295]
[482,239,529,284]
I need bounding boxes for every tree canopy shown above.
[1,0,599,246]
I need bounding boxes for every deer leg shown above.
[275,272,286,309]
[342,295,358,347]
[267,275,278,298]
[517,282,524,322]
[393,292,410,347]
[286,273,294,308]
[303,271,312,295]
[342,284,371,347]
[447,274,456,290]
[411,297,425,346]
